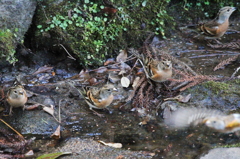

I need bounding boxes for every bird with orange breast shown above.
[68,80,117,117]
[131,50,173,82]
[145,58,173,82]
[164,107,240,133]
[180,6,236,40]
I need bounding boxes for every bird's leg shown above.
[9,106,13,115]
[90,108,105,117]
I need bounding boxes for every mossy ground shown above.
[0,29,17,64]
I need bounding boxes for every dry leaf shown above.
[179,94,191,103]
[121,77,130,88]
[79,69,90,78]
[104,58,115,65]
[43,105,54,116]
[96,67,108,73]
[98,140,122,148]
[164,94,191,103]
[132,76,140,89]
[51,125,61,140]
[118,62,131,75]
[116,49,128,62]
[33,66,53,75]
[25,150,34,157]
[109,73,120,83]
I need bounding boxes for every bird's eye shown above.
[213,121,217,123]
[227,9,230,12]
[14,91,17,93]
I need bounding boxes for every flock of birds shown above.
[5,6,240,134]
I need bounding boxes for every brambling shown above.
[181,6,236,40]
[146,58,173,82]
[135,54,173,82]
[165,107,240,133]
[203,114,240,133]
[80,84,116,117]
[6,85,27,115]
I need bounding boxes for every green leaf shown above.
[142,1,147,7]
[37,25,42,29]
[84,0,89,4]
[37,152,72,159]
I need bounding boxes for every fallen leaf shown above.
[121,77,130,88]
[164,94,191,103]
[118,62,131,75]
[96,67,108,74]
[116,49,128,62]
[25,103,41,110]
[132,76,140,89]
[36,152,72,159]
[109,73,120,83]
[51,125,61,140]
[104,58,115,65]
[33,66,53,75]
[43,105,54,116]
[98,140,122,148]
[25,150,34,157]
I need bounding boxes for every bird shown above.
[204,114,240,133]
[6,85,28,115]
[131,51,173,82]
[145,58,173,82]
[164,107,240,133]
[180,6,236,40]
[79,84,117,117]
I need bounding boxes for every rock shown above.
[201,148,240,159]
[0,0,37,64]
[0,0,37,40]
[37,137,154,159]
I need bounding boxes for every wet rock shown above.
[0,0,37,39]
[36,137,154,159]
[201,148,240,159]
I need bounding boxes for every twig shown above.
[190,53,240,58]
[58,99,62,123]
[231,66,240,78]
[0,119,25,141]
[58,44,76,60]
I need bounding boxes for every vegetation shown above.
[0,29,17,64]
[36,0,174,66]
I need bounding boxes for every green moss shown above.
[215,143,240,148]
[0,29,17,64]
[203,81,230,95]
[35,0,175,67]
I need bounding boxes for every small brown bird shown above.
[165,107,240,133]
[181,6,236,40]
[133,53,173,82]
[146,58,173,82]
[204,114,240,133]
[80,84,116,117]
[6,85,27,115]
